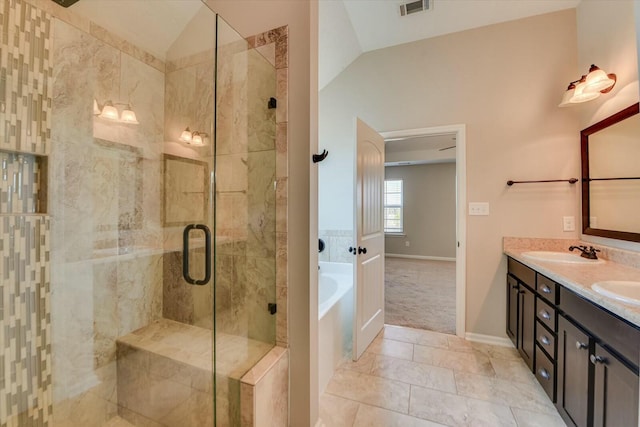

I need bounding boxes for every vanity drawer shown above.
[537,298,556,332]
[535,345,556,402]
[508,258,536,288]
[536,320,556,360]
[537,274,558,304]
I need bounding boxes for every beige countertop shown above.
[503,238,640,328]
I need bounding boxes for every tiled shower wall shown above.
[0,0,52,155]
[0,0,53,426]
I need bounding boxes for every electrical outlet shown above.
[405,241,410,247]
[469,202,490,216]
[590,216,598,228]
[563,216,575,232]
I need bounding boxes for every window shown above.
[384,179,403,233]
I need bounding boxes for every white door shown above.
[353,118,385,360]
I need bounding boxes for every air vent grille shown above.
[400,0,431,16]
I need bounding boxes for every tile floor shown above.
[320,325,567,427]
[385,258,456,334]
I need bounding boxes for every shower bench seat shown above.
[115,318,273,426]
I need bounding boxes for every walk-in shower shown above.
[0,0,286,425]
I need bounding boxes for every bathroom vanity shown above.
[504,243,640,427]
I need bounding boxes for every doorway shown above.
[381,125,466,338]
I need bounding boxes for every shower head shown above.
[50,0,81,8]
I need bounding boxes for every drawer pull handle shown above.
[590,354,606,365]
[538,368,550,380]
[541,285,552,294]
[575,341,588,350]
[539,310,551,320]
[540,335,550,345]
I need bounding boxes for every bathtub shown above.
[318,261,354,394]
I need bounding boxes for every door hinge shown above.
[268,303,277,315]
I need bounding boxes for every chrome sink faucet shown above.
[569,245,601,260]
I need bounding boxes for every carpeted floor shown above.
[385,257,456,334]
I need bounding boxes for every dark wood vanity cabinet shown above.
[507,257,640,427]
[557,314,592,427]
[506,259,536,370]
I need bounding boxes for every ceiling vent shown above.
[399,0,431,16]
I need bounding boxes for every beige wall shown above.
[384,163,456,258]
[320,10,581,338]
[203,1,315,425]
[576,0,640,252]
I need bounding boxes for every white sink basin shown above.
[592,281,640,306]
[521,251,604,264]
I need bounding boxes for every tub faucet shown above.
[569,245,600,260]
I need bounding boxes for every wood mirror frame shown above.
[581,102,640,243]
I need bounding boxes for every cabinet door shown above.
[557,315,592,427]
[518,285,535,370]
[592,344,639,427]
[506,275,519,347]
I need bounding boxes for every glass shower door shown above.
[214,15,278,426]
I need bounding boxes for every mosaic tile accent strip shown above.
[1,151,40,214]
[0,214,52,426]
[0,0,52,155]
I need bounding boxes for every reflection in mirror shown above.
[582,103,640,242]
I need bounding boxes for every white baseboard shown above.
[386,253,456,262]
[465,332,514,348]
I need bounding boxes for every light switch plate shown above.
[563,216,575,232]
[469,202,490,216]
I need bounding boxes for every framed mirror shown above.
[581,103,640,243]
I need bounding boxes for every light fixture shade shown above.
[191,132,204,146]
[93,99,101,115]
[558,88,576,107]
[179,127,192,143]
[99,101,119,120]
[570,79,600,104]
[584,65,616,93]
[120,105,139,124]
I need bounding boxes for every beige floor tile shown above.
[325,369,411,414]
[409,385,517,426]
[103,416,136,427]
[490,357,537,384]
[454,372,556,414]
[366,337,414,361]
[381,325,451,349]
[353,403,446,427]
[339,351,376,374]
[319,394,359,427]
[511,408,567,427]
[471,342,521,360]
[370,355,456,393]
[413,345,496,376]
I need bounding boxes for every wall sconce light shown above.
[559,64,617,107]
[179,127,208,146]
[94,99,139,124]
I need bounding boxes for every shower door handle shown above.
[183,224,212,286]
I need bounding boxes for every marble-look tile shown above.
[276,232,288,288]
[409,385,517,427]
[471,342,521,360]
[366,337,414,361]
[354,403,446,427]
[275,122,288,178]
[370,355,456,393]
[325,369,410,413]
[275,68,288,123]
[490,357,537,384]
[319,394,359,427]
[381,324,450,349]
[339,351,376,374]
[252,350,288,427]
[454,372,556,414]
[413,345,496,376]
[275,286,288,345]
[510,408,567,427]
